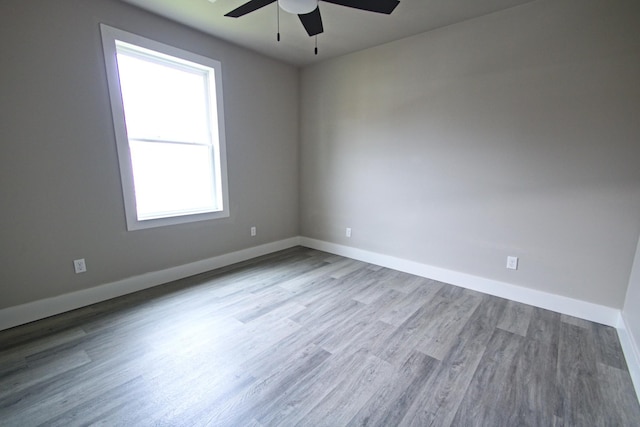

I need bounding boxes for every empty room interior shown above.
[1,0,640,425]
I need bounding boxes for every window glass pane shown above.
[129,140,217,219]
[116,52,210,144]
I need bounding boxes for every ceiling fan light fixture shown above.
[278,0,318,15]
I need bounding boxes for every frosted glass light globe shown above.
[278,0,318,14]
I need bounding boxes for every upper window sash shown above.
[115,47,215,146]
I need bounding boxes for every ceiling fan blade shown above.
[322,0,399,14]
[299,7,324,36]
[225,0,277,18]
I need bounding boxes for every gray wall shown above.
[2,0,639,314]
[624,234,640,351]
[0,0,299,309]
[300,0,640,308]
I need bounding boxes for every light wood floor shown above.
[1,247,639,426]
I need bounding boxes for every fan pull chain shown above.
[277,5,281,41]
[315,35,318,55]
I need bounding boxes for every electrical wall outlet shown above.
[73,258,87,274]
[506,256,518,270]
[251,226,257,237]
[345,227,352,238]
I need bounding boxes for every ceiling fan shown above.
[225,0,400,38]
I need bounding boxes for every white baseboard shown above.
[618,313,640,402]
[0,237,301,332]
[300,237,620,327]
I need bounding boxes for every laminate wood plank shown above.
[307,304,375,354]
[348,267,398,301]
[0,327,87,363]
[143,319,243,361]
[556,322,603,426]
[253,349,373,426]
[196,247,312,283]
[527,306,561,347]
[290,296,364,329]
[193,290,268,321]
[296,247,324,258]
[216,315,303,368]
[199,247,306,278]
[347,350,439,427]
[431,282,465,299]
[239,325,321,380]
[560,313,592,329]
[350,277,394,305]
[193,258,303,293]
[236,255,331,294]
[79,287,247,340]
[142,362,256,426]
[596,362,640,426]
[505,327,561,425]
[286,276,342,307]
[150,249,317,307]
[314,289,403,353]
[327,265,384,294]
[381,270,425,294]
[199,345,332,426]
[591,322,627,370]
[277,258,354,291]
[180,257,288,293]
[85,252,303,333]
[415,288,483,360]
[130,309,300,388]
[319,253,346,264]
[245,298,308,326]
[289,266,378,307]
[330,260,369,279]
[83,313,244,365]
[451,328,525,425]
[497,299,533,337]
[378,279,444,327]
[369,300,442,367]
[370,286,470,366]
[299,352,393,427]
[43,376,148,427]
[0,350,91,401]
[153,321,259,378]
[230,286,297,323]
[0,358,25,378]
[0,350,159,425]
[399,296,506,427]
[0,316,86,353]
[328,319,398,356]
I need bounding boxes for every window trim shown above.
[100,24,229,230]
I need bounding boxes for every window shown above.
[100,25,229,230]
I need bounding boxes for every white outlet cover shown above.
[506,256,518,270]
[73,258,87,274]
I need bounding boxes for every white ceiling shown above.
[121,0,537,66]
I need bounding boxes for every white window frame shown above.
[100,24,229,230]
